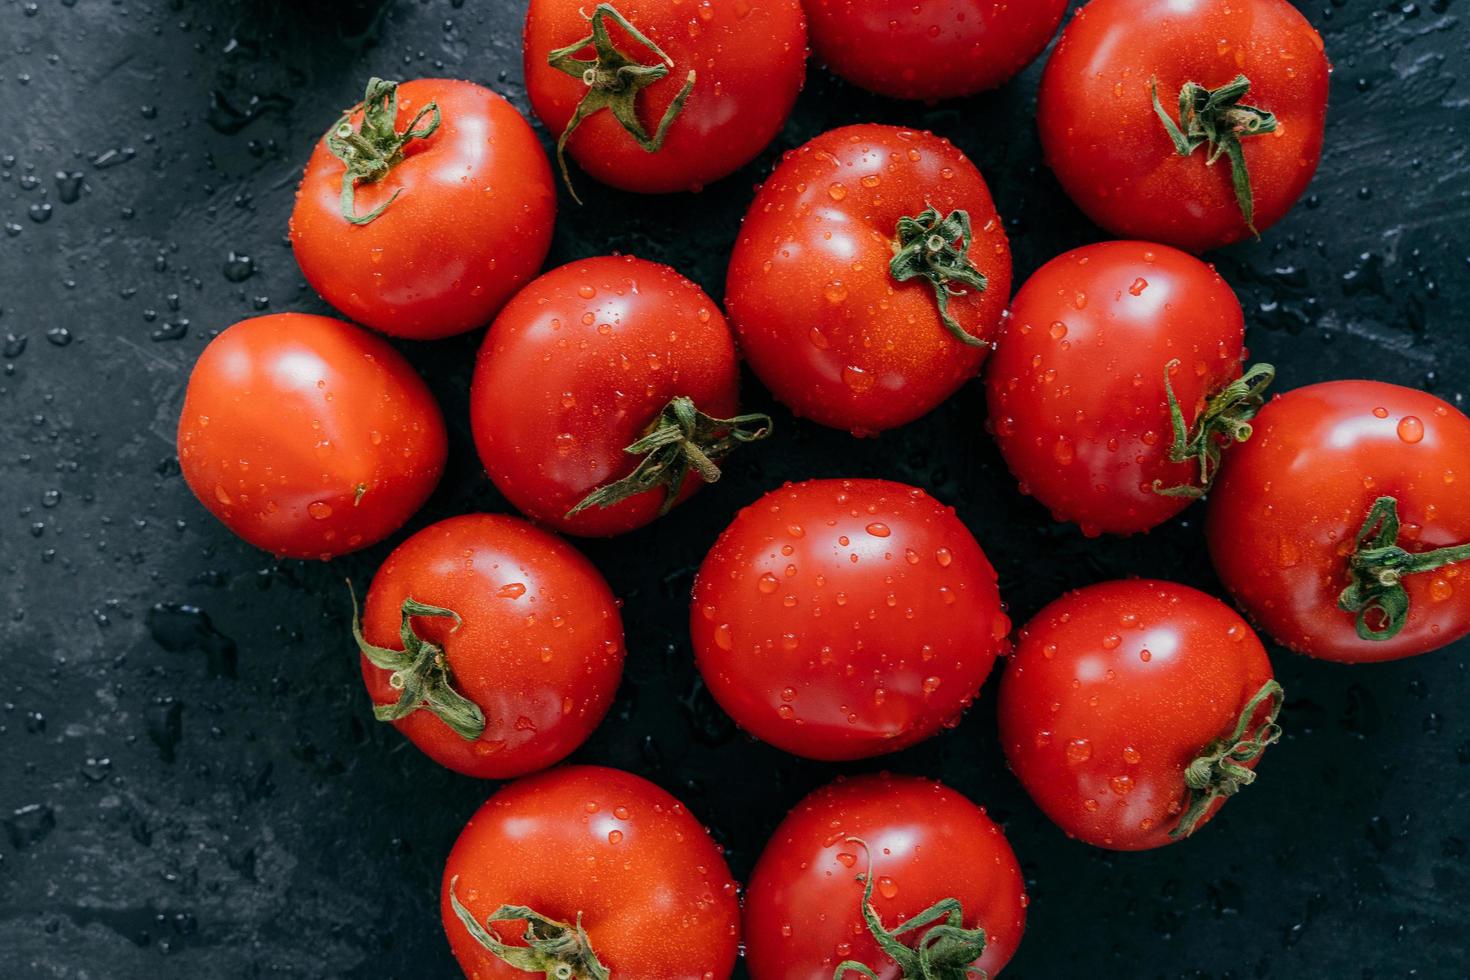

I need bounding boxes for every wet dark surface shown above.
[2,1,1468,977]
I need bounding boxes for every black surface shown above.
[3,1,1468,978]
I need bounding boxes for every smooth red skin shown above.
[360,515,625,779]
[177,314,446,560]
[1038,0,1330,253]
[291,79,556,339]
[805,0,1068,100]
[986,241,1247,536]
[691,478,1009,761]
[523,0,806,194]
[441,766,740,979]
[998,580,1276,851]
[727,125,1012,434]
[1207,381,1470,663]
[470,256,741,537]
[744,774,1026,979]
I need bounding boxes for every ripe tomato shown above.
[744,773,1027,979]
[523,0,806,196]
[727,125,1012,435]
[1038,0,1330,252]
[470,255,769,538]
[177,313,446,560]
[805,0,1068,101]
[691,478,1010,761]
[442,766,740,979]
[291,78,555,339]
[353,515,625,780]
[998,580,1281,851]
[986,241,1271,536]
[1207,381,1470,663]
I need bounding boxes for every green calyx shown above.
[1338,496,1470,642]
[833,838,988,980]
[1154,360,1275,498]
[349,586,485,741]
[1171,679,1284,841]
[546,2,697,202]
[1151,74,1279,236]
[449,878,610,980]
[566,395,772,519]
[325,77,442,225]
[889,206,989,348]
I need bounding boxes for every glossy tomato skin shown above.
[1207,381,1470,662]
[177,313,446,560]
[523,0,806,194]
[1038,0,1329,252]
[441,766,740,979]
[360,515,625,779]
[470,255,741,537]
[999,580,1276,850]
[744,774,1027,979]
[986,241,1247,535]
[291,79,555,339]
[691,479,1010,761]
[727,125,1012,434]
[806,0,1068,100]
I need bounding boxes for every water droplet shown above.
[865,522,890,538]
[1066,738,1093,763]
[1397,416,1424,443]
[307,501,333,520]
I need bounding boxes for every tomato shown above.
[470,255,768,538]
[805,0,1068,101]
[744,773,1026,979]
[985,241,1271,536]
[177,313,446,560]
[291,78,555,339]
[998,580,1281,850]
[523,0,806,196]
[353,515,625,779]
[1038,0,1330,252]
[1207,381,1470,663]
[691,478,1009,761]
[727,125,1012,435]
[441,766,740,979]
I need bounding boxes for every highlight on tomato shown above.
[1208,380,1470,663]
[290,77,556,339]
[176,313,446,560]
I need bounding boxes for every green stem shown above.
[1153,361,1275,498]
[1170,680,1284,840]
[325,77,441,224]
[1338,496,1470,641]
[449,877,610,980]
[889,207,989,348]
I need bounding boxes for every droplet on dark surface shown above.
[145,699,184,763]
[146,603,238,678]
[4,804,57,850]
[222,251,255,282]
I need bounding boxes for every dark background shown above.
[2,0,1467,977]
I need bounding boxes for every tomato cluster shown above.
[169,1,1469,976]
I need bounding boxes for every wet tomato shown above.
[291,78,555,339]
[442,765,740,979]
[986,241,1270,536]
[177,313,446,560]
[744,773,1027,979]
[999,580,1281,850]
[1038,0,1330,252]
[1208,381,1470,663]
[470,255,769,538]
[353,514,625,780]
[727,125,1012,435]
[691,478,1009,761]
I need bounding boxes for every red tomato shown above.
[441,766,740,979]
[691,478,1010,761]
[986,241,1269,536]
[1208,381,1470,663]
[744,773,1027,979]
[805,0,1068,101]
[999,580,1281,850]
[1038,0,1330,252]
[523,0,806,195]
[470,255,768,538]
[727,125,1012,434]
[354,515,625,779]
[177,313,446,560]
[291,78,555,339]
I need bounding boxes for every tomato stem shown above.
[449,877,610,980]
[1170,679,1283,841]
[889,207,989,348]
[1338,496,1470,641]
[1153,360,1275,498]
[325,77,442,225]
